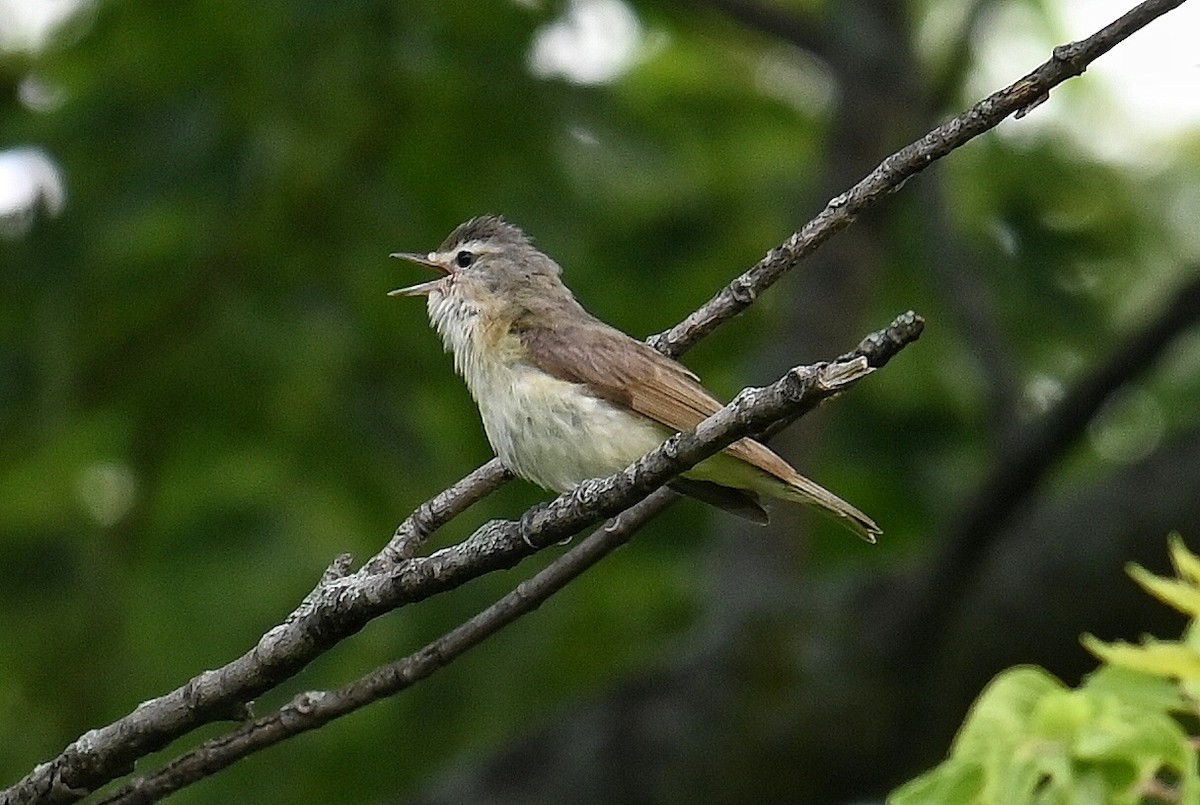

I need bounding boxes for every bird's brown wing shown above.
[518,321,799,484]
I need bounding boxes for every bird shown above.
[390,215,879,541]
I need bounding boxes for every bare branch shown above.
[96,312,924,805]
[95,489,679,805]
[649,0,1188,358]
[1,0,1185,800]
[4,316,914,805]
[367,459,511,570]
[366,0,1187,572]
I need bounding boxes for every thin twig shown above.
[367,458,512,570]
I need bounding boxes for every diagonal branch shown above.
[365,0,1188,576]
[1,317,913,805]
[99,503,689,805]
[1,0,1186,801]
[649,0,1187,358]
[95,313,924,805]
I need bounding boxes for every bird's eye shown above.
[454,250,476,268]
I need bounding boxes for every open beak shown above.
[388,252,452,297]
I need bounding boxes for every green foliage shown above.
[3,0,1200,801]
[891,535,1200,805]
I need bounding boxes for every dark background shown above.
[3,1,1200,802]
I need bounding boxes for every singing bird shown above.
[391,216,879,541]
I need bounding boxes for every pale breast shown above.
[430,292,674,491]
[474,361,669,492]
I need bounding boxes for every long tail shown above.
[780,473,881,543]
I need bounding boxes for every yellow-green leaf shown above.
[1168,533,1200,585]
[1083,634,1200,679]
[1127,563,1200,617]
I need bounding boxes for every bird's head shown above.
[390,216,570,319]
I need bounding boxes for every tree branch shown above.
[95,313,924,805]
[1,318,912,805]
[367,458,512,570]
[366,0,1187,574]
[649,0,1188,358]
[94,490,678,805]
[2,0,1186,800]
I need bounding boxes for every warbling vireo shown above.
[390,215,879,541]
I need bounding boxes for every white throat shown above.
[426,288,485,378]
